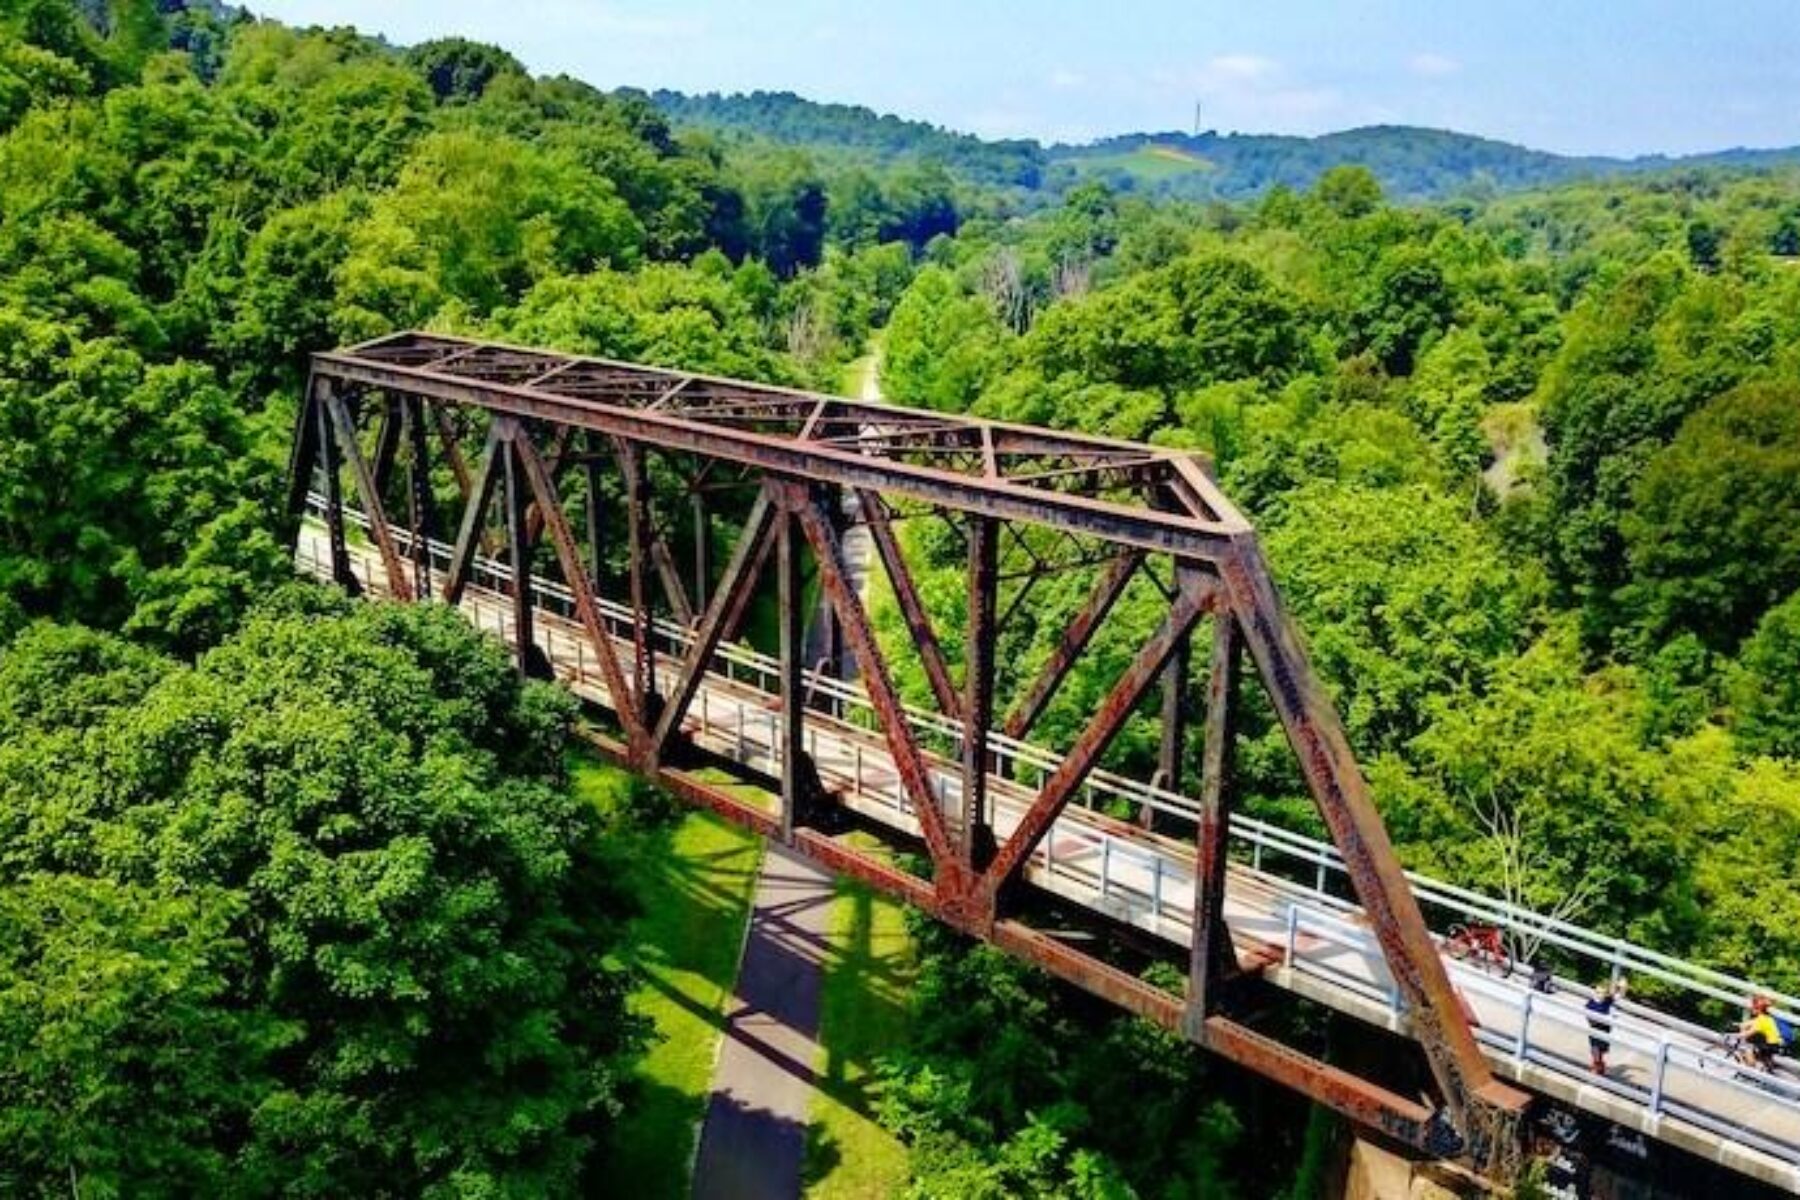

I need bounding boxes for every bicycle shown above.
[1444,922,1513,978]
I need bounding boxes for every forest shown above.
[648,88,1800,203]
[1,2,1798,1196]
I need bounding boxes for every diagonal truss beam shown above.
[651,535,696,625]
[434,406,475,500]
[858,491,960,720]
[980,575,1211,895]
[650,488,778,757]
[443,425,505,606]
[793,490,960,875]
[1218,536,1495,1133]
[323,385,409,598]
[1002,549,1144,740]
[511,424,641,738]
[522,423,577,545]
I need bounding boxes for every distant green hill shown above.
[1055,125,1800,201]
[639,89,1046,189]
[643,89,1800,201]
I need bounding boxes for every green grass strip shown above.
[804,838,917,1199]
[581,757,764,1199]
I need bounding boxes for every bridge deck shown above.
[300,520,1800,1192]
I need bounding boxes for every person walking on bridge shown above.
[1586,977,1627,1076]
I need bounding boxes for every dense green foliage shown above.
[0,599,642,1195]
[874,918,1254,1199]
[646,88,1045,189]
[876,162,1800,996]
[648,88,1800,204]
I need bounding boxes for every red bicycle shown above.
[1445,922,1513,978]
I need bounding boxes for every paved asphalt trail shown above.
[691,846,835,1200]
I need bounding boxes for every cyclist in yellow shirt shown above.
[1738,995,1784,1072]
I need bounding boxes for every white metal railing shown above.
[300,507,1800,1173]
[302,503,1799,1025]
[1277,893,1800,1166]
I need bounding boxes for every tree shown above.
[881,265,1007,411]
[498,261,796,383]
[736,150,828,277]
[0,319,288,650]
[1028,253,1304,396]
[1313,164,1383,219]
[1686,218,1723,272]
[1260,482,1530,756]
[1353,244,1455,375]
[0,874,282,1197]
[336,131,644,326]
[1623,380,1800,648]
[1386,624,1706,947]
[405,37,526,103]
[0,599,646,1193]
[1732,592,1800,760]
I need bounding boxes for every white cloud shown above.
[1142,53,1344,133]
[1050,67,1086,89]
[1205,53,1278,83]
[1409,52,1460,78]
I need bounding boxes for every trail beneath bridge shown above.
[693,346,883,1199]
[692,847,835,1200]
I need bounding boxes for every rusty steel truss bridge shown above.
[287,332,1800,1192]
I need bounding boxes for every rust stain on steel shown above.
[312,342,1246,563]
[616,437,658,735]
[1216,536,1527,1132]
[978,573,1210,897]
[1188,607,1240,1036]
[960,515,999,866]
[404,397,435,599]
[512,428,641,737]
[859,490,961,720]
[791,489,968,894]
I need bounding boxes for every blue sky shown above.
[250,1,1800,157]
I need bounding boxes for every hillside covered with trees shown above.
[647,88,1800,203]
[1,2,1799,1196]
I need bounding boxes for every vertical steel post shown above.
[315,378,355,593]
[620,440,658,724]
[962,516,999,868]
[284,370,322,522]
[584,447,606,596]
[692,491,710,613]
[1159,612,1194,799]
[405,397,434,599]
[1187,605,1239,1038]
[502,430,535,676]
[371,397,403,497]
[778,502,805,839]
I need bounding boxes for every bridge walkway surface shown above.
[301,517,1800,1194]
